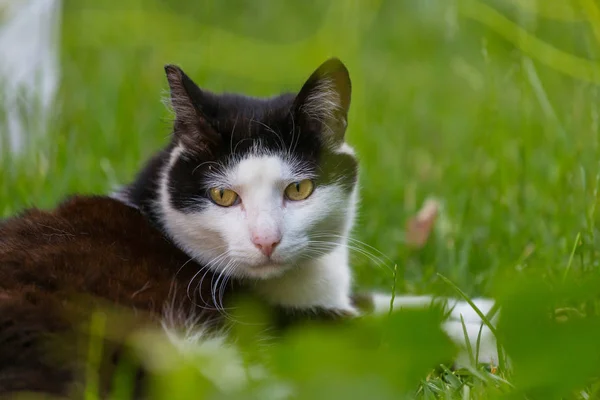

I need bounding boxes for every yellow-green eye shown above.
[284,179,315,201]
[209,188,239,207]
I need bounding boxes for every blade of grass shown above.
[388,263,398,316]
[460,314,476,367]
[85,311,107,400]
[439,364,464,390]
[475,322,484,368]
[563,231,581,282]
[437,273,497,337]
[522,57,567,140]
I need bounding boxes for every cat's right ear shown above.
[164,65,219,152]
[293,58,352,148]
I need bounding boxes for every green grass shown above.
[3,0,600,398]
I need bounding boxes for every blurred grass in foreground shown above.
[3,0,600,398]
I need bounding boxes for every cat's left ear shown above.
[164,64,220,153]
[294,58,351,147]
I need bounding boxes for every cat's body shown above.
[0,194,357,396]
[0,196,207,395]
[0,58,498,398]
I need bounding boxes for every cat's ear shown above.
[294,58,351,147]
[164,65,219,152]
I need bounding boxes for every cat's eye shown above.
[284,179,315,201]
[209,188,239,207]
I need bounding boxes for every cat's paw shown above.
[355,291,501,367]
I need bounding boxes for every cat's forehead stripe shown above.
[234,156,283,187]
[210,154,315,190]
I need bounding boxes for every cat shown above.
[0,58,498,398]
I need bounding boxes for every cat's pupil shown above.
[294,182,300,192]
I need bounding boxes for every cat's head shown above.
[156,58,358,279]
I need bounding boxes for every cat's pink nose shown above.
[252,234,280,257]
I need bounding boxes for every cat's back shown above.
[1,195,160,245]
[0,196,197,312]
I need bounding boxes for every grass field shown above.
[3,0,600,398]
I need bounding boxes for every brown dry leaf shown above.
[405,198,439,249]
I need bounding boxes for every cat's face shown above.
[157,59,358,279]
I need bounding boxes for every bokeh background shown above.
[3,1,600,398]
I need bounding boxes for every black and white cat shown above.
[113,58,499,385]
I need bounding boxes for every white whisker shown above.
[306,239,392,273]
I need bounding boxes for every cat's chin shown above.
[241,262,293,280]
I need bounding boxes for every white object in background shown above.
[0,0,61,155]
